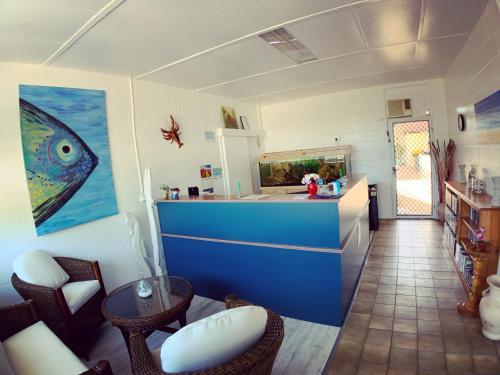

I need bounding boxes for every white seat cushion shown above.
[0,341,15,375]
[161,306,267,373]
[62,280,101,314]
[3,321,87,375]
[13,250,69,289]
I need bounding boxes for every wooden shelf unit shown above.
[444,181,500,317]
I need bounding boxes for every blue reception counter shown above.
[157,175,370,326]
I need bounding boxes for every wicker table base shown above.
[101,276,193,365]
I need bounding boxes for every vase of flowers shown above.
[302,173,320,196]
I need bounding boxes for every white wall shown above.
[0,62,260,304]
[260,79,449,218]
[132,80,261,201]
[444,0,500,191]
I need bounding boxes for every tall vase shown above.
[491,176,500,207]
[458,164,466,184]
[479,275,500,340]
[468,166,476,190]
[307,182,318,196]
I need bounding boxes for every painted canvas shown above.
[19,85,118,236]
[475,90,500,131]
[221,106,238,129]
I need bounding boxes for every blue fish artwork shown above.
[19,85,118,236]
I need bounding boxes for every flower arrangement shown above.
[160,184,169,191]
[301,173,320,185]
[476,226,485,242]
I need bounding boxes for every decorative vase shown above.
[307,182,318,196]
[468,166,476,190]
[479,274,500,340]
[458,164,466,184]
[491,176,500,207]
[136,277,153,298]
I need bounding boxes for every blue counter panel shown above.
[163,236,343,325]
[158,202,340,249]
[341,206,370,319]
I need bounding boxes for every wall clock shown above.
[458,114,466,131]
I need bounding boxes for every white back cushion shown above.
[0,341,15,375]
[161,306,267,373]
[13,250,69,289]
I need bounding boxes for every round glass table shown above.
[102,276,193,358]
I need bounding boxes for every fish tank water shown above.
[259,155,350,188]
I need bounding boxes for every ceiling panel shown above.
[370,43,417,69]
[71,18,186,75]
[354,0,422,48]
[286,8,366,58]
[202,51,378,99]
[416,35,467,66]
[203,0,279,33]
[0,35,61,64]
[143,37,295,90]
[53,45,152,76]
[201,73,286,99]
[201,43,423,100]
[108,0,250,62]
[422,0,488,39]
[49,0,110,12]
[257,0,348,23]
[257,64,449,105]
[0,0,94,43]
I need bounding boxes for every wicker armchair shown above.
[11,256,106,359]
[0,300,112,375]
[129,295,285,375]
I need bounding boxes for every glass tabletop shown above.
[102,276,193,321]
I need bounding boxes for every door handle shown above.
[392,166,397,176]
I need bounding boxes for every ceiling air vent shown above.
[259,27,317,64]
[387,99,413,118]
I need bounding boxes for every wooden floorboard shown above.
[88,295,339,374]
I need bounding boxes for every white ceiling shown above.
[0,0,488,104]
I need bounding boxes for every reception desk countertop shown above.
[156,174,366,203]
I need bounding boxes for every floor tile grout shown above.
[326,220,500,375]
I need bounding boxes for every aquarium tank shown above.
[259,155,348,187]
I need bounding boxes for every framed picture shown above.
[475,90,500,131]
[239,116,249,130]
[221,106,238,129]
[19,85,118,236]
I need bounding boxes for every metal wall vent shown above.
[259,27,317,64]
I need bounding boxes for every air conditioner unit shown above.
[387,99,413,118]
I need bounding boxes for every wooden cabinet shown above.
[444,181,500,317]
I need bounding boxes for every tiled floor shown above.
[326,220,500,375]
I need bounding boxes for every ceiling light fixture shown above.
[259,27,317,64]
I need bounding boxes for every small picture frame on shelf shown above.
[239,116,249,130]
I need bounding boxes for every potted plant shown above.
[302,173,320,196]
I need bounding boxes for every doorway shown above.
[391,120,433,217]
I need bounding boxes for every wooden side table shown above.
[102,276,193,361]
[457,241,499,317]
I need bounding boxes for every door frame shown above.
[388,117,436,219]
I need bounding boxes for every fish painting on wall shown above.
[19,85,118,236]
